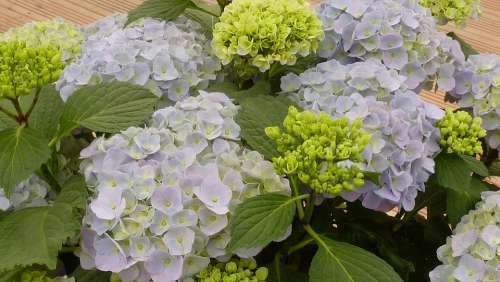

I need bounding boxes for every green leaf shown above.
[228,193,300,251]
[447,177,490,226]
[309,236,403,282]
[126,0,197,25]
[0,127,50,195]
[184,1,220,38]
[0,203,79,271]
[435,153,472,192]
[27,86,64,139]
[0,111,17,131]
[235,91,294,160]
[458,154,489,177]
[56,176,88,210]
[72,267,111,282]
[447,32,479,59]
[58,81,158,137]
[0,268,24,282]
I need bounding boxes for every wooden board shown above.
[0,0,499,107]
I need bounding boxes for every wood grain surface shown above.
[0,0,499,107]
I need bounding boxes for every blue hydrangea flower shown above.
[57,14,221,102]
[316,0,465,92]
[79,91,291,281]
[0,175,51,211]
[430,191,500,282]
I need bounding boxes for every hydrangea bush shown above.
[0,0,498,282]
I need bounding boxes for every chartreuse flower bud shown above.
[0,19,83,62]
[420,0,481,26]
[266,106,371,195]
[212,0,324,80]
[437,109,486,155]
[0,41,64,98]
[195,259,268,282]
[20,271,53,282]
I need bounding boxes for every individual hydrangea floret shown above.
[0,41,64,98]
[448,54,500,152]
[0,175,51,211]
[266,106,371,195]
[316,0,465,92]
[420,0,481,26]
[287,87,444,211]
[57,14,221,102]
[78,91,290,281]
[280,59,408,103]
[194,258,268,282]
[0,18,84,63]
[429,190,500,282]
[212,0,324,79]
[437,109,486,155]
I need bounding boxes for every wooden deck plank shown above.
[0,0,499,108]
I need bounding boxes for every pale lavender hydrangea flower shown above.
[0,175,51,211]
[316,0,465,92]
[56,14,221,102]
[79,91,290,281]
[449,54,500,152]
[430,191,500,282]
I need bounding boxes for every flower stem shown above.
[290,176,305,221]
[25,87,41,121]
[303,192,316,224]
[287,237,315,255]
[9,97,26,124]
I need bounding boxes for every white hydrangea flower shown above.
[79,91,290,281]
[448,54,500,152]
[316,0,465,92]
[56,14,221,102]
[0,175,51,211]
[430,191,500,282]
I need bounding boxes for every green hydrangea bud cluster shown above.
[0,41,64,98]
[420,0,481,26]
[212,0,324,79]
[20,271,53,282]
[437,109,486,155]
[195,259,269,282]
[0,19,83,62]
[266,106,371,195]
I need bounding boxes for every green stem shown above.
[303,192,316,224]
[290,176,305,221]
[0,105,19,122]
[303,224,323,246]
[9,98,25,124]
[24,87,41,121]
[287,237,315,255]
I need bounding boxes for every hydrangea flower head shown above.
[280,59,408,103]
[212,0,324,79]
[0,41,64,98]
[266,106,371,195]
[316,0,465,92]
[448,54,500,152]
[429,190,500,282]
[0,18,84,63]
[0,175,51,211]
[420,0,481,26]
[57,14,221,102]
[437,109,486,155]
[79,91,290,281]
[195,258,269,282]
